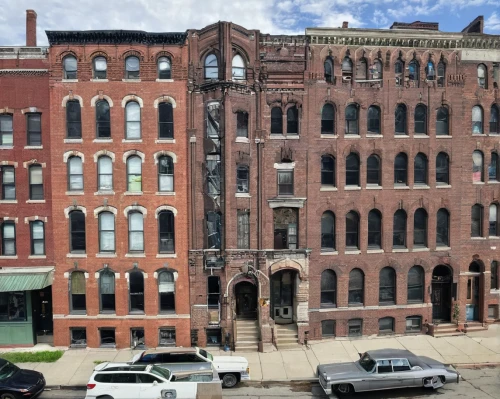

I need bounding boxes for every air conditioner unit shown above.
[205,256,224,269]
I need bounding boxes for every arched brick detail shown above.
[63,150,85,163]
[123,150,145,163]
[155,206,178,218]
[269,258,305,279]
[94,206,117,218]
[89,50,110,61]
[123,205,147,218]
[121,95,144,108]
[153,95,177,109]
[93,150,115,162]
[90,94,114,107]
[62,94,83,107]
[64,205,87,218]
[0,161,18,167]
[122,50,144,60]
[154,151,177,164]
[24,216,48,224]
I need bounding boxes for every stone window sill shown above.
[488,181,500,184]
[95,191,115,195]
[122,139,142,143]
[436,135,452,139]
[64,139,82,143]
[156,79,174,82]
[66,191,85,196]
[395,135,410,139]
[124,191,143,196]
[394,185,409,190]
[156,254,177,258]
[366,134,383,138]
[62,79,78,83]
[235,137,250,143]
[0,255,18,259]
[320,251,338,255]
[156,191,175,196]
[90,78,109,82]
[436,246,451,251]
[412,247,430,252]
[155,139,175,144]
[414,134,429,139]
[0,200,17,204]
[268,135,300,140]
[473,182,486,185]
[320,186,337,191]
[392,248,409,253]
[67,253,87,258]
[122,79,141,82]
[488,236,500,240]
[345,250,361,255]
[235,193,251,198]
[320,134,338,139]
[29,255,47,259]
[436,184,451,189]
[413,185,430,189]
[93,139,113,143]
[471,237,486,240]
[344,135,361,139]
[96,253,117,258]
[345,186,361,191]
[125,253,146,258]
[0,145,14,150]
[26,200,45,203]
[367,249,384,254]
[24,146,43,150]
[366,185,382,190]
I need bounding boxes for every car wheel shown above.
[221,373,238,388]
[97,396,114,399]
[1,393,19,399]
[336,383,353,395]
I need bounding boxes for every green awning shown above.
[0,267,54,292]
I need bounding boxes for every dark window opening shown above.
[321,155,335,186]
[436,208,450,247]
[237,210,250,249]
[490,106,499,134]
[237,165,249,193]
[491,261,498,290]
[414,208,428,247]
[437,61,446,87]
[320,270,336,307]
[436,107,449,136]
[436,152,449,185]
[345,104,358,135]
[348,269,364,305]
[159,271,175,312]
[367,155,381,185]
[346,211,360,250]
[277,170,293,195]
[379,317,394,334]
[206,211,221,249]
[1,165,15,200]
[29,164,43,200]
[131,328,145,349]
[395,59,404,86]
[129,271,144,313]
[367,106,381,134]
[206,328,221,346]
[324,58,333,83]
[274,208,298,250]
[321,320,335,337]
[100,270,115,313]
[393,210,407,248]
[66,101,82,139]
[348,318,362,336]
[159,328,176,346]
[346,153,360,186]
[368,210,382,249]
[159,211,175,253]
[99,328,116,347]
[70,328,87,347]
[158,56,171,79]
[96,100,111,138]
[236,112,248,138]
[408,266,424,303]
[471,204,483,238]
[394,153,408,185]
[69,210,86,253]
[379,267,395,304]
[287,106,298,134]
[158,102,174,139]
[321,211,335,252]
[395,104,407,134]
[0,292,26,321]
[490,204,499,237]
[0,114,13,146]
[414,153,428,185]
[207,276,220,309]
[271,107,282,134]
[321,104,335,134]
[414,104,427,134]
[27,113,41,146]
[70,271,86,313]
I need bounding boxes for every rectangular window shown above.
[348,319,362,337]
[488,305,498,319]
[277,170,293,195]
[1,166,15,200]
[321,320,335,337]
[207,276,220,309]
[206,154,221,195]
[70,327,87,347]
[1,222,16,256]
[30,221,45,255]
[405,316,422,332]
[378,318,394,334]
[66,102,82,138]
[237,210,250,249]
[236,112,248,138]
[131,328,145,349]
[99,328,116,347]
[0,115,13,146]
[206,328,221,346]
[27,114,41,146]
[29,166,44,200]
[0,292,26,321]
[159,328,176,347]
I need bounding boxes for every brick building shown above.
[0,10,54,346]
[46,29,191,348]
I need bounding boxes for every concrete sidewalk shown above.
[4,325,500,387]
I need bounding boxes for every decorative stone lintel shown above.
[267,197,307,209]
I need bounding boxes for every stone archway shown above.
[234,280,258,320]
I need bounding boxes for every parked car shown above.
[0,358,46,399]
[130,347,250,388]
[85,362,222,399]
[317,349,460,395]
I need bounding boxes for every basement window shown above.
[159,327,176,347]
[206,328,222,347]
[70,328,87,348]
[99,328,116,347]
[131,328,145,348]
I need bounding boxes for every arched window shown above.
[97,156,113,191]
[100,269,115,312]
[348,268,364,305]
[158,210,175,253]
[472,106,484,134]
[371,60,383,80]
[236,165,249,193]
[98,212,115,253]
[414,208,428,247]
[1,165,15,200]
[345,104,358,135]
[158,155,174,192]
[66,100,81,139]
[471,204,483,237]
[341,56,353,79]
[0,114,13,146]
[93,56,107,79]
[436,152,450,185]
[95,100,111,138]
[271,107,283,134]
[324,58,333,83]
[30,220,44,255]
[321,104,335,134]
[408,266,424,302]
[321,270,336,307]
[125,101,141,139]
[204,53,218,79]
[437,61,446,87]
[357,57,367,80]
[29,164,43,200]
[158,102,174,139]
[367,154,381,186]
[379,267,396,304]
[346,211,360,249]
[414,104,427,134]
[158,270,175,312]
[127,156,142,192]
[321,211,335,252]
[287,106,298,134]
[368,209,382,249]
[70,271,86,313]
[63,55,77,79]
[478,64,487,88]
[414,153,428,185]
[125,56,140,79]
[472,150,484,183]
[436,107,449,135]
[67,156,83,191]
[425,61,435,80]
[69,210,86,253]
[491,105,499,134]
[489,204,499,237]
[321,155,335,186]
[395,59,404,86]
[157,56,171,79]
[491,261,499,290]
[129,270,144,313]
[395,104,407,134]
[379,317,395,334]
[393,209,407,248]
[128,212,144,253]
[408,60,419,83]
[236,111,248,138]
[367,105,381,134]
[346,153,360,186]
[436,208,450,247]
[232,54,245,80]
[490,152,499,181]
[394,153,408,185]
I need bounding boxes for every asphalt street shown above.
[38,367,500,399]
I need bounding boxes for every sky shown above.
[1,0,500,46]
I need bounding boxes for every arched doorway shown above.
[234,281,257,320]
[432,265,453,322]
[466,261,482,321]
[271,269,296,324]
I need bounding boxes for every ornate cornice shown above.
[46,30,187,46]
[0,69,48,76]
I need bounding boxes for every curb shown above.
[452,362,500,369]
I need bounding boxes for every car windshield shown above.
[150,365,170,381]
[198,349,213,361]
[0,361,19,380]
[358,353,376,373]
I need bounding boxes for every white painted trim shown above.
[155,205,178,218]
[63,150,85,163]
[62,95,83,107]
[24,216,48,224]
[90,94,114,107]
[153,151,177,164]
[94,205,117,218]
[274,162,295,169]
[64,205,87,218]
[121,95,144,108]
[153,95,177,109]
[93,150,116,162]
[123,205,147,217]
[123,150,145,163]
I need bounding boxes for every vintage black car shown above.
[0,358,45,399]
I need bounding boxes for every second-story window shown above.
[287,106,298,134]
[0,114,13,146]
[63,55,77,79]
[158,155,174,192]
[158,102,174,139]
[68,156,83,191]
[127,156,142,192]
[159,211,175,253]
[66,101,82,139]
[232,54,245,80]
[125,102,141,139]
[236,165,249,193]
[158,56,171,79]
[277,170,293,195]
[27,113,41,146]
[93,56,107,79]
[29,164,43,200]
[125,56,140,79]
[30,220,45,255]
[96,100,111,138]
[1,166,15,200]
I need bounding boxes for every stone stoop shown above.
[430,323,465,337]
[235,319,259,352]
[464,321,488,334]
[276,323,300,350]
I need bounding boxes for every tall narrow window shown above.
[346,153,360,186]
[393,210,407,248]
[395,104,407,134]
[125,56,140,79]
[414,104,427,134]
[287,106,298,134]
[324,58,333,83]
[321,270,336,307]
[68,156,83,191]
[1,166,15,200]
[490,152,499,182]
[321,155,335,186]
[98,212,115,253]
[356,57,367,80]
[69,210,86,253]
[473,150,484,183]
[371,60,383,80]
[379,267,396,304]
[128,212,144,253]
[437,61,446,87]
[30,220,45,255]
[348,268,364,305]
[236,112,248,138]
[408,60,419,84]
[491,105,499,134]
[425,61,435,80]
[408,266,424,302]
[394,153,408,185]
[232,54,245,80]
[206,211,221,249]
[204,54,218,79]
[158,271,175,312]
[70,271,86,313]
[127,156,142,192]
[271,107,283,134]
[206,154,221,195]
[158,210,175,253]
[27,113,41,146]
[471,204,483,237]
[277,170,293,195]
[100,269,115,312]
[157,56,171,79]
[395,59,404,86]
[66,101,82,139]
[93,56,107,79]
[321,211,335,252]
[367,154,381,186]
[236,166,249,194]
[368,209,382,249]
[29,164,43,200]
[341,56,353,80]
[125,102,141,139]
[367,105,381,134]
[414,208,428,247]
[321,104,335,134]
[489,204,499,237]
[158,155,173,192]
[95,100,111,138]
[158,102,174,139]
[478,64,487,88]
[472,106,484,134]
[345,104,358,135]
[237,210,250,249]
[491,261,499,290]
[207,276,221,308]
[346,211,360,249]
[63,55,77,79]
[1,221,16,256]
[97,156,113,191]
[129,270,144,313]
[0,114,13,146]
[436,152,450,185]
[414,153,428,185]
[436,208,450,247]
[436,107,449,135]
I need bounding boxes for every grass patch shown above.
[0,350,64,363]
[93,360,109,365]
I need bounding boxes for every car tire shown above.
[336,383,354,395]
[1,393,18,399]
[221,373,238,388]
[97,396,114,399]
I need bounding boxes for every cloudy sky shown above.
[1,0,499,46]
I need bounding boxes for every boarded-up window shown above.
[237,210,250,249]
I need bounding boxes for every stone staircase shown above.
[430,323,465,337]
[276,323,300,350]
[235,319,259,352]
[463,321,488,334]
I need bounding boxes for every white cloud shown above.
[371,9,389,28]
[485,12,500,31]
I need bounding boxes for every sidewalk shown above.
[4,325,500,387]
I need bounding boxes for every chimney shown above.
[342,21,349,29]
[26,9,37,47]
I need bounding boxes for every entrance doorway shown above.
[32,285,53,344]
[271,270,295,324]
[432,265,452,322]
[235,281,257,319]
[466,262,481,321]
